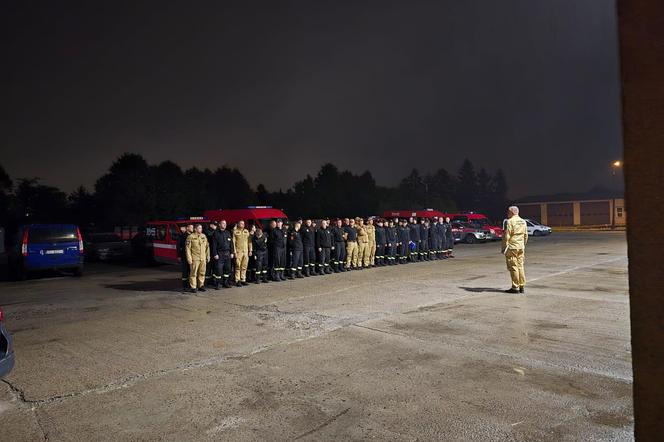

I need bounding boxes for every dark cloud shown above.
[3,0,622,198]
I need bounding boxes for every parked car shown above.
[8,224,84,279]
[85,233,131,261]
[451,222,487,244]
[524,219,553,236]
[443,212,504,241]
[0,307,15,378]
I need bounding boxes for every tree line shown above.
[0,154,508,234]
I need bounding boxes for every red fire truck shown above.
[440,212,503,241]
[145,207,288,264]
[382,208,447,220]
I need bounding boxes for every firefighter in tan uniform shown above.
[232,220,253,286]
[186,224,210,293]
[366,218,376,267]
[356,218,369,269]
[501,206,529,293]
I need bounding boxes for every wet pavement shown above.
[0,232,632,441]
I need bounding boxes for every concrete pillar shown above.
[540,203,548,225]
[619,0,664,439]
[573,202,581,226]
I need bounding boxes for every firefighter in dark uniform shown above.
[204,221,218,286]
[436,218,446,259]
[177,224,193,290]
[252,228,269,283]
[288,221,305,279]
[444,216,455,258]
[210,220,234,289]
[269,219,287,281]
[429,217,439,260]
[331,219,347,272]
[374,219,387,266]
[419,218,430,261]
[316,219,333,274]
[301,219,316,276]
[399,219,411,264]
[385,220,398,265]
[408,217,420,262]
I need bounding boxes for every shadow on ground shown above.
[105,278,182,292]
[459,286,506,293]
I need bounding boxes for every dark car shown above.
[8,224,84,279]
[0,307,15,378]
[85,233,131,261]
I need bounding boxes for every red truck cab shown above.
[441,212,503,240]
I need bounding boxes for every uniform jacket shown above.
[429,223,439,242]
[399,225,411,243]
[316,227,333,248]
[502,215,528,250]
[356,225,369,243]
[269,227,286,248]
[420,224,429,241]
[331,226,346,243]
[211,229,233,256]
[344,225,358,241]
[289,229,304,251]
[176,231,189,259]
[185,232,210,263]
[409,224,421,242]
[366,224,376,243]
[443,222,453,241]
[386,227,398,245]
[375,227,386,245]
[232,227,252,254]
[252,234,268,253]
[301,225,316,248]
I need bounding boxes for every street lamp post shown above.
[611,160,623,229]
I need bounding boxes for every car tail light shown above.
[0,308,4,322]
[77,228,84,254]
[21,229,29,257]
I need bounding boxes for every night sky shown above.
[4,1,623,198]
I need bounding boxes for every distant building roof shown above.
[516,187,624,204]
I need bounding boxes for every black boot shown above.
[296,270,304,278]
[288,270,295,280]
[262,273,270,283]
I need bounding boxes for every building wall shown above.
[518,199,626,226]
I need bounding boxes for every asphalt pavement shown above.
[0,232,632,441]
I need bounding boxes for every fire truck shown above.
[382,208,447,220]
[440,212,503,241]
[145,207,288,264]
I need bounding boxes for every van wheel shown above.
[73,267,83,277]
[533,230,542,237]
[465,235,476,244]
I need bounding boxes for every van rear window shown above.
[28,226,78,243]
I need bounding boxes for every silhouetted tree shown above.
[455,158,478,211]
[95,153,156,227]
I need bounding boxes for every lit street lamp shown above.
[610,160,623,228]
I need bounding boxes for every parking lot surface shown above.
[0,232,631,441]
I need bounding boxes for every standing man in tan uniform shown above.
[501,206,529,293]
[186,224,210,293]
[356,218,369,269]
[232,220,253,286]
[366,217,377,267]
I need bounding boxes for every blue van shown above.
[9,224,84,279]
